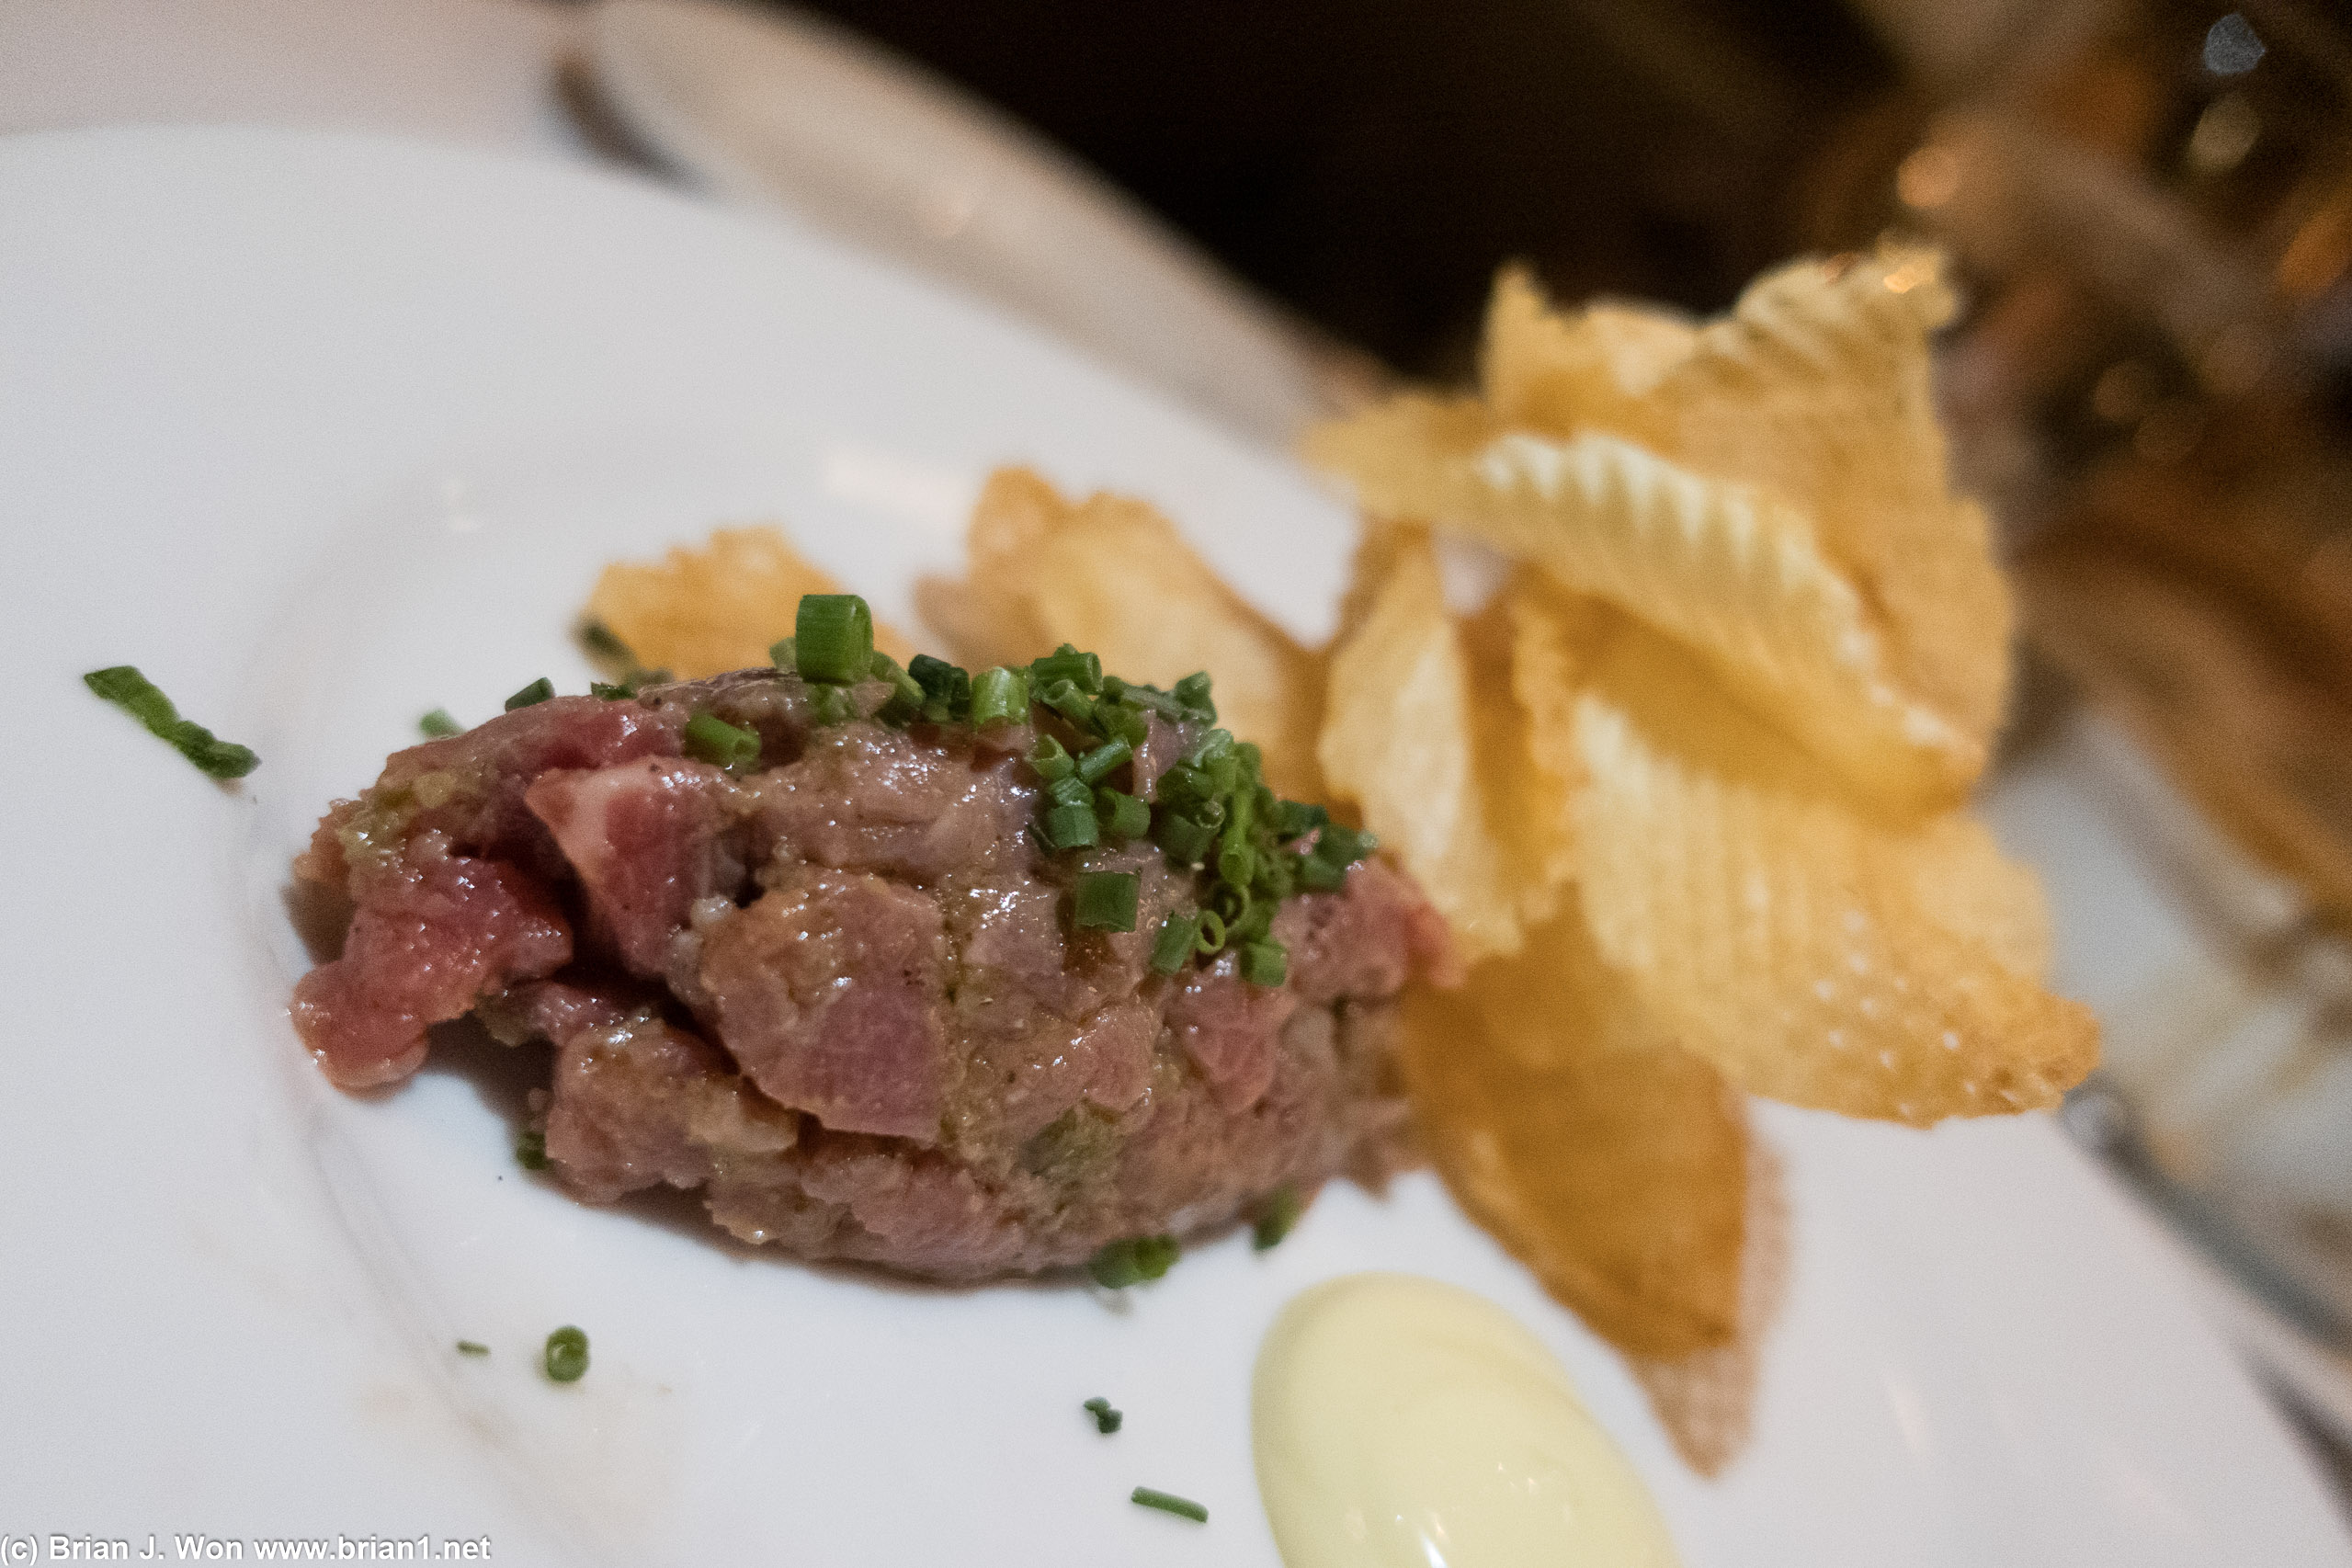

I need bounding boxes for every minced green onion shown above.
[768,636,797,670]
[542,1325,589,1383]
[1297,852,1347,892]
[1037,676,1096,728]
[908,654,971,721]
[455,1340,490,1357]
[1029,644,1102,693]
[1150,910,1199,975]
[419,709,462,739]
[515,1129,549,1170]
[809,685,857,725]
[1041,802,1099,850]
[1241,940,1288,988]
[1173,672,1215,721]
[1131,1488,1208,1524]
[683,711,760,769]
[504,677,554,711]
[1252,1186,1303,1251]
[1089,1234,1179,1289]
[971,665,1030,727]
[870,653,926,724]
[1193,909,1227,953]
[1096,789,1151,841]
[1153,811,1218,866]
[1075,737,1131,786]
[1029,734,1075,781]
[83,665,261,779]
[1084,1396,1123,1435]
[1274,800,1328,840]
[795,594,875,683]
[579,620,631,660]
[1047,774,1094,810]
[1074,870,1140,932]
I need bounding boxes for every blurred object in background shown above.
[1811,0,2352,1430]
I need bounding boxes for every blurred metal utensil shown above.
[585,0,1383,447]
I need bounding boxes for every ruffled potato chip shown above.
[1401,912,1748,1358]
[1482,264,1695,437]
[1317,528,1574,962]
[1568,625,2096,1123]
[588,526,915,679]
[917,467,1325,799]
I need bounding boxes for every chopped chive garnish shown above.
[871,652,926,724]
[971,665,1031,727]
[83,665,260,779]
[1089,1234,1179,1289]
[1100,701,1150,747]
[808,684,856,725]
[516,1128,548,1170]
[1153,810,1218,866]
[419,708,462,739]
[1029,644,1103,693]
[1297,852,1347,892]
[1241,940,1288,988]
[768,636,797,670]
[1084,1396,1124,1435]
[1029,734,1075,781]
[504,677,555,711]
[908,654,971,721]
[1038,676,1096,728]
[1194,910,1228,953]
[1149,910,1199,975]
[1074,870,1140,932]
[579,620,631,660]
[542,1325,589,1383]
[1131,1488,1208,1524]
[1173,672,1215,721]
[1274,800,1328,840]
[455,1340,490,1357]
[1075,738,1132,786]
[1252,1186,1303,1251]
[1096,789,1151,841]
[683,710,761,769]
[794,594,875,684]
[1047,774,1095,811]
[1041,802,1099,850]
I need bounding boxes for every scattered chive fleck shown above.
[455,1340,490,1358]
[1083,1396,1124,1435]
[1131,1488,1208,1524]
[578,620,631,661]
[1252,1186,1304,1251]
[83,665,260,780]
[1041,801,1099,850]
[542,1325,589,1383]
[795,594,875,684]
[1149,911,1199,975]
[1074,737,1131,786]
[1088,1233,1179,1289]
[418,708,462,739]
[809,684,857,725]
[1096,789,1151,841]
[683,710,761,769]
[504,676,555,711]
[515,1128,548,1171]
[1029,734,1075,781]
[1074,870,1140,932]
[1240,940,1289,989]
[768,636,797,671]
[970,665,1030,727]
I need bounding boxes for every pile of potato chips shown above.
[588,242,2096,1463]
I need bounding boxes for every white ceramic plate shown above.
[3,126,2346,1567]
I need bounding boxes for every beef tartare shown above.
[290,597,1446,1278]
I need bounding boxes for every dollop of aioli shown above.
[1253,1273,1680,1568]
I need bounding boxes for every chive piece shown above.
[1088,1234,1179,1288]
[515,1129,549,1170]
[1029,644,1103,694]
[1252,1186,1303,1251]
[1131,1488,1208,1524]
[1029,734,1075,781]
[504,677,555,711]
[1173,672,1215,722]
[1241,940,1288,989]
[1099,701,1150,748]
[1041,802,1100,850]
[1149,911,1199,975]
[807,685,855,725]
[1192,909,1227,954]
[1111,681,1186,721]
[455,1340,491,1358]
[83,665,261,779]
[870,652,926,724]
[1274,800,1328,841]
[1317,824,1375,864]
[1038,676,1096,729]
[1075,737,1132,786]
[794,594,875,683]
[1096,789,1151,841]
[579,620,631,661]
[1084,1396,1124,1435]
[419,708,462,739]
[683,710,761,769]
[1047,774,1095,810]
[768,636,797,670]
[588,682,631,701]
[907,654,971,720]
[1153,810,1217,866]
[971,665,1031,726]
[1074,870,1140,932]
[542,1325,589,1383]
[1296,851,1347,892]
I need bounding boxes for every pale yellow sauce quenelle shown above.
[1253,1273,1680,1568]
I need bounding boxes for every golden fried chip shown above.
[1568,626,2096,1124]
[918,466,1326,799]
[588,526,913,679]
[1307,396,1981,804]
[1401,912,1748,1358]
[1317,529,1573,962]
[1481,265,1695,438]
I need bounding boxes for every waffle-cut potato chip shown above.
[917,467,1325,799]
[1482,265,1695,438]
[1568,630,2096,1124]
[589,526,915,679]
[1308,395,1980,803]
[1401,913,1748,1358]
[1318,529,1573,962]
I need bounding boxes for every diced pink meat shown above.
[1168,959,1302,1112]
[291,855,571,1087]
[526,757,733,975]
